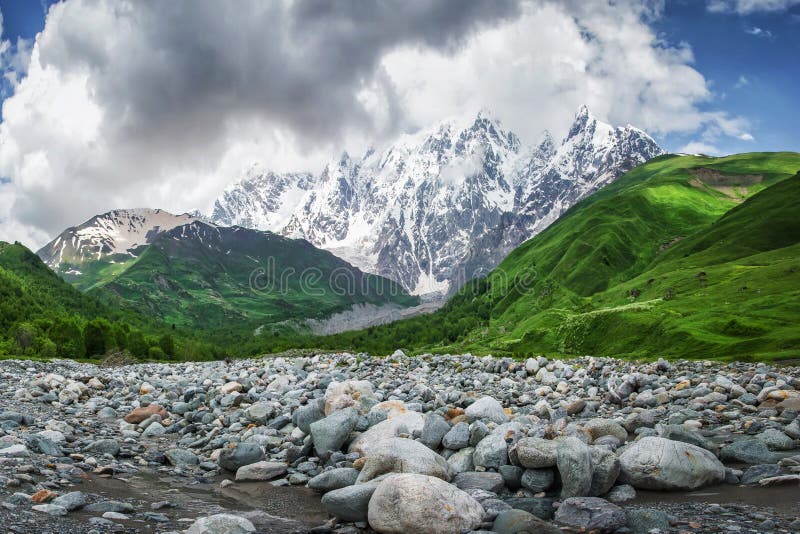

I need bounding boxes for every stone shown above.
[320,481,379,522]
[186,514,256,534]
[589,446,620,497]
[465,396,508,424]
[0,444,29,457]
[441,422,469,450]
[235,461,287,482]
[308,467,359,492]
[584,419,628,443]
[220,381,243,394]
[30,489,58,503]
[32,504,67,516]
[446,447,474,475]
[218,443,264,472]
[520,468,555,492]
[142,421,166,437]
[626,508,671,534]
[348,412,425,455]
[356,438,450,483]
[419,414,450,449]
[473,430,509,469]
[367,474,484,534]
[720,439,778,464]
[503,497,556,520]
[51,491,87,511]
[124,404,167,424]
[740,464,782,485]
[492,509,561,534]
[619,437,725,490]
[755,429,795,450]
[85,501,135,513]
[452,471,505,493]
[554,497,626,533]
[293,399,325,433]
[605,484,636,503]
[245,402,274,424]
[499,465,524,490]
[324,380,376,415]
[310,407,359,456]
[557,437,593,498]
[87,439,120,457]
[165,448,199,466]
[510,437,558,468]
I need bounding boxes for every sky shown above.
[0,0,797,249]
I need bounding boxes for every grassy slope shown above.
[90,223,418,330]
[301,152,800,361]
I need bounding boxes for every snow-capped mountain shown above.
[212,106,663,295]
[37,208,199,270]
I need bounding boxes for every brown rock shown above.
[124,404,168,424]
[31,489,57,503]
[777,398,800,413]
[353,457,367,470]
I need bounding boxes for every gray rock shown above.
[626,508,671,534]
[447,447,474,475]
[589,446,620,496]
[473,429,509,469]
[554,496,626,533]
[605,484,636,503]
[441,422,469,450]
[186,514,256,534]
[584,419,628,443]
[465,396,508,424]
[499,465,524,491]
[492,509,561,534]
[720,439,778,464]
[756,429,795,450]
[503,497,556,520]
[235,461,287,482]
[453,471,505,493]
[510,437,558,468]
[419,414,450,449]
[85,501,135,513]
[293,399,325,434]
[165,448,199,466]
[218,443,264,472]
[367,474,484,534]
[520,468,555,493]
[51,491,87,511]
[356,437,450,483]
[310,406,359,456]
[620,436,725,490]
[307,467,359,492]
[87,438,120,457]
[245,402,274,424]
[557,437,593,498]
[469,421,489,446]
[659,424,715,451]
[32,504,67,516]
[320,481,379,522]
[740,464,782,485]
[27,435,61,456]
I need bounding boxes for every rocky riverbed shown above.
[0,352,799,533]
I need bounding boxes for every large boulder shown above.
[589,446,620,496]
[619,437,725,490]
[465,396,508,424]
[367,474,484,534]
[554,497,626,533]
[321,481,380,522]
[348,412,425,455]
[218,443,264,472]
[292,399,325,434]
[720,439,778,464]
[235,461,287,482]
[419,414,451,449]
[310,407,359,456]
[356,438,450,483]
[452,471,505,493]
[557,437,593,498]
[308,468,360,492]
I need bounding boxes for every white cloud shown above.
[679,141,722,155]
[735,75,750,88]
[745,26,774,38]
[708,0,800,13]
[0,0,753,249]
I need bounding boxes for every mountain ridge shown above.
[211,106,663,295]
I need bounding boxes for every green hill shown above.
[89,221,418,329]
[295,152,800,361]
[0,242,191,360]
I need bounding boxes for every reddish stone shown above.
[123,404,168,424]
[31,489,57,503]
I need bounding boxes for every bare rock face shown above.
[356,438,450,483]
[367,474,484,534]
[619,436,725,490]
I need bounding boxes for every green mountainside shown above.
[88,221,417,330]
[0,242,197,360]
[291,152,800,361]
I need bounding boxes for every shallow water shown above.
[631,483,800,515]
